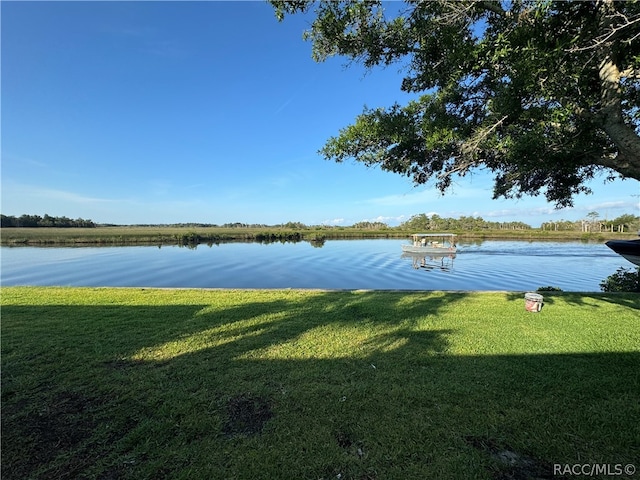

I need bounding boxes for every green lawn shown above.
[2,287,638,479]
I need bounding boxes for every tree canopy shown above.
[271,0,640,207]
[0,214,96,228]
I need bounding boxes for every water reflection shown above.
[170,237,313,249]
[0,239,625,291]
[402,252,456,272]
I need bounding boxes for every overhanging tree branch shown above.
[271,0,640,206]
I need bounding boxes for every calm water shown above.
[0,239,632,292]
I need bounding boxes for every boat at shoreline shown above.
[401,233,457,254]
[605,238,640,266]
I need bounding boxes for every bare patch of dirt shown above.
[334,429,366,460]
[222,393,273,438]
[464,435,564,480]
[335,430,354,449]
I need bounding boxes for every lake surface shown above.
[0,239,633,292]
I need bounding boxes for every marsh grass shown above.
[0,226,396,246]
[1,226,633,246]
[2,287,638,479]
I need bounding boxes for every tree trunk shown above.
[598,58,640,179]
[596,0,640,180]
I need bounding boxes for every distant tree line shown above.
[401,212,640,233]
[399,214,532,232]
[222,222,269,228]
[352,221,389,230]
[3,212,637,232]
[1,214,96,228]
[541,213,640,233]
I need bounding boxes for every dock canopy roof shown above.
[409,233,456,237]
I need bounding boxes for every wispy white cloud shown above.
[147,179,172,196]
[268,173,298,189]
[362,214,410,225]
[272,77,315,116]
[2,152,49,169]
[451,201,637,226]
[482,207,561,219]
[140,40,189,58]
[582,200,638,211]
[101,24,188,58]
[274,96,295,116]
[102,25,155,39]
[364,182,494,207]
[0,181,222,224]
[365,189,440,207]
[3,183,118,204]
[322,218,345,225]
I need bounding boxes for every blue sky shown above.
[2,1,638,227]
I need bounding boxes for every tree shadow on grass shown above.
[2,290,638,480]
[505,291,640,309]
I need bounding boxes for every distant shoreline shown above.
[0,225,635,246]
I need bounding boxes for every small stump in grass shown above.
[222,393,272,438]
